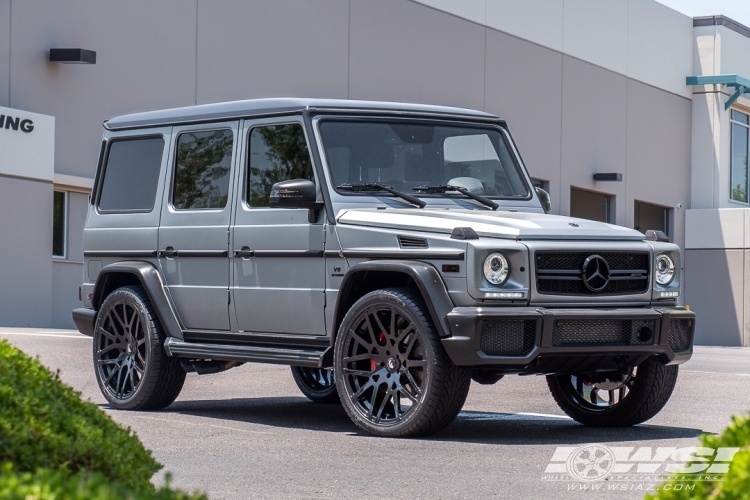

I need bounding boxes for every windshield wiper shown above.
[338,183,426,208]
[413,185,499,210]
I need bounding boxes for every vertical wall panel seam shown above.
[559,0,565,213]
[347,0,351,99]
[194,0,198,105]
[7,0,11,106]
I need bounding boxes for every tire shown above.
[334,288,471,437]
[93,285,186,410]
[291,366,340,404]
[546,356,679,426]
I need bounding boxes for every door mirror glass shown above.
[536,187,551,213]
[269,179,320,209]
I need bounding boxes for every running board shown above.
[164,338,328,368]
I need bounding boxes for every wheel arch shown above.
[92,261,184,340]
[333,260,454,341]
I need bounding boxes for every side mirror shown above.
[535,187,551,214]
[269,179,323,222]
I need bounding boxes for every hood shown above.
[336,208,646,241]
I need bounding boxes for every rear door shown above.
[158,122,239,331]
[231,116,326,335]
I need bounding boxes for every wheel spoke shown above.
[112,306,128,333]
[372,312,388,340]
[367,385,379,418]
[590,387,600,405]
[97,343,119,356]
[401,327,419,357]
[608,390,615,406]
[400,385,419,403]
[99,327,117,341]
[343,367,373,377]
[404,359,426,369]
[352,380,373,400]
[374,390,391,422]
[402,369,423,396]
[389,307,396,338]
[343,353,373,364]
[351,328,373,348]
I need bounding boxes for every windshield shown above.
[319,120,530,199]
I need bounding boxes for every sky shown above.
[656,0,750,28]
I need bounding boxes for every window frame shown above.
[242,120,318,210]
[95,134,166,214]
[315,116,534,201]
[53,190,68,259]
[170,127,235,212]
[730,108,750,205]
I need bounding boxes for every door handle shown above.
[160,246,177,258]
[234,246,254,258]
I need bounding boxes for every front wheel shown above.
[334,288,471,437]
[291,366,339,404]
[546,356,679,426]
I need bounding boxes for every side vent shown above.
[397,235,428,249]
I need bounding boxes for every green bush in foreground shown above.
[0,339,159,490]
[0,464,206,500]
[647,413,750,499]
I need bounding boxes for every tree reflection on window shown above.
[248,124,314,207]
[173,129,233,210]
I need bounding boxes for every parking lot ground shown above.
[2,327,749,500]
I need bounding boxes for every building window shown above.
[731,109,749,203]
[634,200,670,237]
[570,187,613,223]
[53,190,67,258]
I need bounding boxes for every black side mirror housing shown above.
[269,179,324,222]
[535,187,551,214]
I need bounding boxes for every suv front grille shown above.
[551,319,656,347]
[536,252,649,296]
[480,319,537,356]
[668,318,693,352]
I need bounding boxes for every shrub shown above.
[0,339,159,491]
[0,464,207,500]
[647,413,750,499]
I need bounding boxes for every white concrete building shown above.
[0,1,747,346]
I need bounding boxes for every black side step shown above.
[164,338,329,368]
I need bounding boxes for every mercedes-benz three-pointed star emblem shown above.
[581,254,610,292]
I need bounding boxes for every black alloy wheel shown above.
[546,356,679,426]
[335,288,471,437]
[291,366,340,403]
[93,285,185,410]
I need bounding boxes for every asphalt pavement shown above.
[2,327,748,500]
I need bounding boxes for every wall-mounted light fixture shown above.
[49,48,96,64]
[593,173,622,182]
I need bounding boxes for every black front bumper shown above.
[441,306,694,373]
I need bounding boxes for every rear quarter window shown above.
[98,137,165,212]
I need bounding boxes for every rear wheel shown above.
[546,356,678,426]
[334,288,471,437]
[291,366,339,403]
[93,285,185,410]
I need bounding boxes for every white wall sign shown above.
[0,106,55,182]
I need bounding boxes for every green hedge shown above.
[647,413,750,499]
[0,339,204,498]
[0,464,206,500]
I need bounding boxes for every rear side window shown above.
[248,123,314,207]
[98,137,165,212]
[172,129,234,210]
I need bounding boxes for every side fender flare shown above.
[334,260,455,339]
[92,261,184,340]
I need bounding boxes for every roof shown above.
[104,98,500,130]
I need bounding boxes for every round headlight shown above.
[655,254,675,285]
[483,252,510,285]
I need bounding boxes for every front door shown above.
[231,117,326,335]
[158,122,239,331]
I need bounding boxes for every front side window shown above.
[731,110,749,203]
[247,123,314,207]
[173,129,234,210]
[98,137,164,212]
[319,120,530,198]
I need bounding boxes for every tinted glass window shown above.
[53,191,66,258]
[172,130,234,210]
[731,110,749,203]
[320,121,529,198]
[98,137,164,212]
[248,124,314,207]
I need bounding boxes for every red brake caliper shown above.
[370,332,387,371]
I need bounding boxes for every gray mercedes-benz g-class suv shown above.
[73,98,694,437]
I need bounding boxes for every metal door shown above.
[158,121,239,331]
[231,117,326,335]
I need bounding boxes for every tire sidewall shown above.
[93,286,159,410]
[290,366,340,403]
[334,289,437,436]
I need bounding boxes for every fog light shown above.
[484,291,524,299]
